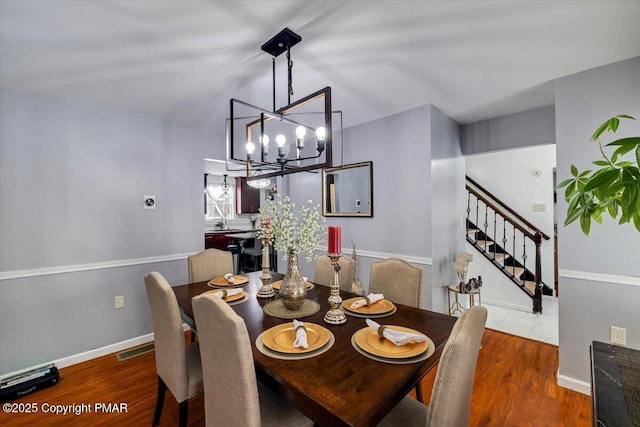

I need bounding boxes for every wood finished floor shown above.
[0,329,591,426]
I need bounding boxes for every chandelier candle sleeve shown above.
[328,226,341,254]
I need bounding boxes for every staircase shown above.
[466,176,551,313]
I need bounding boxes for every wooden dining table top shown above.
[172,271,456,427]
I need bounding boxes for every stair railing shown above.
[466,176,550,313]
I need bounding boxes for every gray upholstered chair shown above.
[187,248,234,283]
[144,271,203,427]
[192,293,314,427]
[378,306,488,427]
[369,258,422,307]
[313,254,356,291]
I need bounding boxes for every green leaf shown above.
[607,201,619,218]
[564,205,583,226]
[578,169,593,178]
[634,213,640,233]
[615,161,634,167]
[616,114,636,120]
[583,169,620,192]
[606,136,640,147]
[564,181,576,201]
[610,117,620,132]
[557,178,574,188]
[591,208,603,224]
[637,145,640,167]
[571,164,578,177]
[593,160,610,166]
[592,119,611,141]
[580,211,592,235]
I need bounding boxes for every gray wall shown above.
[429,106,466,312]
[289,105,466,312]
[555,57,640,386]
[461,105,555,155]
[0,88,211,374]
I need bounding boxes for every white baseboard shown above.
[483,298,531,313]
[556,372,591,395]
[0,324,191,380]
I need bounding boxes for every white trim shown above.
[0,325,191,380]
[0,253,192,281]
[483,298,531,313]
[314,247,432,266]
[559,269,640,287]
[556,371,591,395]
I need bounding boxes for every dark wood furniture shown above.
[173,272,456,427]
[235,177,260,214]
[591,341,640,427]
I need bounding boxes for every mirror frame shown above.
[322,161,373,217]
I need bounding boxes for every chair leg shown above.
[152,376,167,425]
[178,400,189,427]
[190,329,196,343]
[415,383,423,403]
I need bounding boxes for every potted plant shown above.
[558,115,640,235]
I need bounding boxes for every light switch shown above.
[533,204,546,212]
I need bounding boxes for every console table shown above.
[590,341,640,427]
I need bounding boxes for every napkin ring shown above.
[220,290,228,299]
[378,325,387,338]
[295,325,307,334]
[363,296,371,305]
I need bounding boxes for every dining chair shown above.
[240,238,263,272]
[192,293,315,427]
[313,254,356,291]
[369,258,422,307]
[187,248,234,283]
[377,306,488,427]
[144,271,203,427]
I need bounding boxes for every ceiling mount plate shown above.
[261,27,302,57]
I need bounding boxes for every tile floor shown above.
[483,296,559,345]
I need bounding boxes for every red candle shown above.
[328,226,341,254]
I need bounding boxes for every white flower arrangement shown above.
[257,195,326,262]
[453,251,473,282]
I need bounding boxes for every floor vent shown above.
[116,343,155,361]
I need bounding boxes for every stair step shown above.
[467,228,478,235]
[523,280,537,293]
[474,240,494,248]
[489,252,508,262]
[504,266,524,278]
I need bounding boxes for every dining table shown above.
[172,271,456,427]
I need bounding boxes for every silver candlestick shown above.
[324,252,347,324]
[256,238,275,298]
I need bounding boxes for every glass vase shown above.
[279,252,307,310]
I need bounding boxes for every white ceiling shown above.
[1,1,639,131]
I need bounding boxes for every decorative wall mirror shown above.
[322,161,373,217]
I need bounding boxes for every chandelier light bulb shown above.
[315,126,326,153]
[245,141,255,162]
[260,134,270,155]
[276,134,286,148]
[295,126,307,139]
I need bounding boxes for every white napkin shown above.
[366,319,427,346]
[292,319,308,349]
[224,273,235,284]
[212,288,243,299]
[350,293,384,310]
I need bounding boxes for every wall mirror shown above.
[322,161,373,217]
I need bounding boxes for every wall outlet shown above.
[610,326,626,346]
[114,295,125,309]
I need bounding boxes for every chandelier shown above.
[246,170,271,189]
[226,28,337,181]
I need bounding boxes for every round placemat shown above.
[340,303,397,318]
[263,299,321,319]
[256,330,335,360]
[351,334,435,364]
[271,280,315,291]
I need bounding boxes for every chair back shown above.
[426,306,487,427]
[188,248,233,283]
[192,294,262,427]
[313,254,356,291]
[369,258,422,307]
[144,271,190,402]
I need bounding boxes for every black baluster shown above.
[483,204,489,251]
